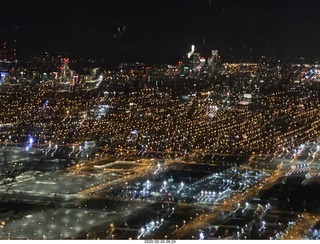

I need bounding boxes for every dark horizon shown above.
[2,0,320,64]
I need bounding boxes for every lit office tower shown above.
[207,50,219,74]
[186,45,201,72]
[1,40,17,62]
[191,52,201,72]
[197,56,206,72]
[212,50,218,61]
[3,42,7,61]
[13,40,16,60]
[60,57,70,81]
[187,45,195,59]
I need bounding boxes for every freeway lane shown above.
[281,213,320,240]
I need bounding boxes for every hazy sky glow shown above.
[2,0,320,63]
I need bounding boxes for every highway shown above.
[281,213,320,240]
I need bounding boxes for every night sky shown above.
[2,0,320,64]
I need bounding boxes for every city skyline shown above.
[2,0,320,64]
[1,0,320,241]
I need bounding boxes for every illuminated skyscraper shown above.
[1,40,17,62]
[187,45,195,59]
[60,57,70,82]
[3,42,7,61]
[208,50,219,74]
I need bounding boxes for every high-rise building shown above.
[3,42,7,61]
[207,50,219,74]
[187,45,195,59]
[60,57,70,81]
[1,40,17,62]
